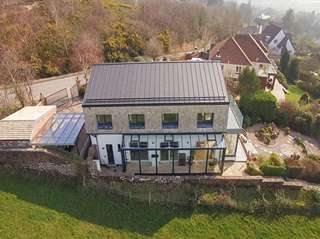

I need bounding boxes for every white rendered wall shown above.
[96,134,123,165]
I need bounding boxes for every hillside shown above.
[1,172,320,239]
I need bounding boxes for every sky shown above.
[235,0,320,12]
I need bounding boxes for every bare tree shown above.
[70,32,103,81]
[145,37,163,60]
[0,46,34,107]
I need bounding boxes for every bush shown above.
[284,127,291,135]
[255,123,280,145]
[304,190,320,215]
[260,164,287,176]
[269,153,283,166]
[285,158,320,183]
[299,93,310,105]
[292,111,313,135]
[238,67,261,96]
[294,137,308,155]
[277,71,289,89]
[243,115,252,128]
[240,91,278,123]
[275,110,289,127]
[78,85,86,98]
[308,154,320,161]
[245,162,263,176]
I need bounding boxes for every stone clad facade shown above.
[84,104,229,134]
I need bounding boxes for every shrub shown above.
[294,137,308,155]
[238,67,261,96]
[269,153,283,166]
[243,115,252,128]
[78,85,86,98]
[251,91,278,122]
[292,111,313,135]
[304,190,320,215]
[245,162,263,176]
[308,154,320,161]
[275,110,289,127]
[299,93,310,105]
[240,91,278,123]
[287,58,300,83]
[277,70,289,89]
[278,101,299,125]
[284,127,291,135]
[259,164,287,176]
[255,123,280,145]
[285,158,320,183]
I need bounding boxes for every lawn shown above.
[0,173,320,239]
[286,84,305,103]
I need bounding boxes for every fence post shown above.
[148,191,151,205]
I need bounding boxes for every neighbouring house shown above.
[210,34,277,90]
[82,61,246,176]
[0,106,89,157]
[258,23,295,56]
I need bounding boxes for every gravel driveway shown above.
[247,124,320,157]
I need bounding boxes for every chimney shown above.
[214,50,221,61]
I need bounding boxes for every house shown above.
[209,34,277,89]
[0,106,89,157]
[259,23,295,56]
[82,61,246,176]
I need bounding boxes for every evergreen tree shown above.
[238,67,261,96]
[280,48,290,76]
[282,9,295,33]
[287,58,300,83]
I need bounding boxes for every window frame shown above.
[197,113,214,128]
[236,66,242,73]
[128,114,145,129]
[162,113,179,129]
[96,114,113,129]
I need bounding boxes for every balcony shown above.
[227,96,243,133]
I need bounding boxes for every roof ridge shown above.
[248,34,272,64]
[231,37,253,66]
[92,60,220,67]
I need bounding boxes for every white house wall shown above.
[96,134,123,165]
[286,40,295,55]
[268,30,285,55]
[221,63,246,79]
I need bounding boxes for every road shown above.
[1,72,85,102]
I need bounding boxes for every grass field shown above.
[0,173,320,239]
[286,84,305,103]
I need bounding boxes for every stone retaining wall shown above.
[0,149,78,177]
[0,140,31,149]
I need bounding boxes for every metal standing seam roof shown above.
[83,61,229,106]
[32,113,85,146]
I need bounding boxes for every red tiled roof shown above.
[209,34,271,65]
[234,34,271,64]
[252,34,269,53]
[210,38,252,66]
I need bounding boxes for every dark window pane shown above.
[129,114,145,129]
[162,113,178,128]
[96,115,112,129]
[197,113,214,128]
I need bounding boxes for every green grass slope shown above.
[0,173,320,239]
[286,84,305,103]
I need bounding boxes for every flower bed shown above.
[255,123,280,145]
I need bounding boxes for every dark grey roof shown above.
[83,61,229,106]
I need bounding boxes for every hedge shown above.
[260,164,287,176]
